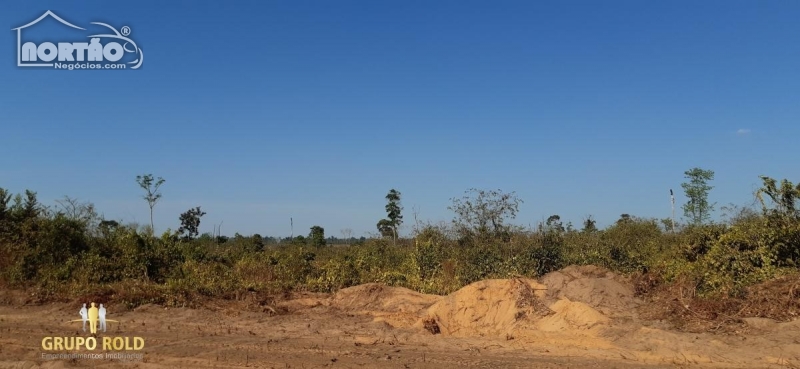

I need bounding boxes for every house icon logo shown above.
[12,10,143,70]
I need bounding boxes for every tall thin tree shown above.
[670,189,675,233]
[136,174,165,235]
[380,189,403,246]
[681,168,715,225]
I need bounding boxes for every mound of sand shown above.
[535,298,611,332]
[318,266,640,339]
[331,283,440,314]
[330,283,441,327]
[540,265,639,317]
[422,278,551,337]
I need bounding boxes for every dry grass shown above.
[638,272,800,333]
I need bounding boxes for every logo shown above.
[40,302,144,361]
[70,302,118,334]
[12,10,143,70]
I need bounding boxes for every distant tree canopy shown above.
[309,226,326,247]
[582,216,598,233]
[449,188,522,238]
[178,207,206,240]
[545,214,564,233]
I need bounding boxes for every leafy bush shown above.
[681,224,726,262]
[691,216,800,296]
[598,218,666,273]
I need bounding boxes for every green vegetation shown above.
[377,189,403,245]
[177,207,206,241]
[135,174,165,235]
[448,188,523,243]
[0,171,798,315]
[681,167,715,225]
[308,226,326,248]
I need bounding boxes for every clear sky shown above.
[2,1,799,237]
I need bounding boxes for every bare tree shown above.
[411,205,422,236]
[340,228,353,245]
[54,196,97,224]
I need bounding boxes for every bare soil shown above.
[1,266,799,368]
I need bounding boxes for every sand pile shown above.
[420,267,640,337]
[540,265,640,317]
[331,283,440,314]
[534,299,611,332]
[330,283,440,327]
[324,266,640,338]
[422,278,551,337]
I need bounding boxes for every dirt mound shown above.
[540,265,640,317]
[423,278,551,337]
[327,267,640,338]
[331,283,440,314]
[535,299,611,332]
[330,283,440,327]
[323,267,646,339]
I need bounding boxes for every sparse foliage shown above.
[340,228,353,245]
[377,219,394,238]
[545,215,565,233]
[660,218,676,232]
[582,216,598,233]
[136,174,166,234]
[54,196,97,225]
[756,176,800,218]
[448,188,522,238]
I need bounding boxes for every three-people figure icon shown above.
[73,302,116,334]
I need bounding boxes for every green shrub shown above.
[681,224,727,262]
[692,216,799,296]
[414,240,446,281]
[457,243,504,285]
[599,218,665,273]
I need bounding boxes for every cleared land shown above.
[1,266,798,368]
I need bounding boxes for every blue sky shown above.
[2,1,799,237]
